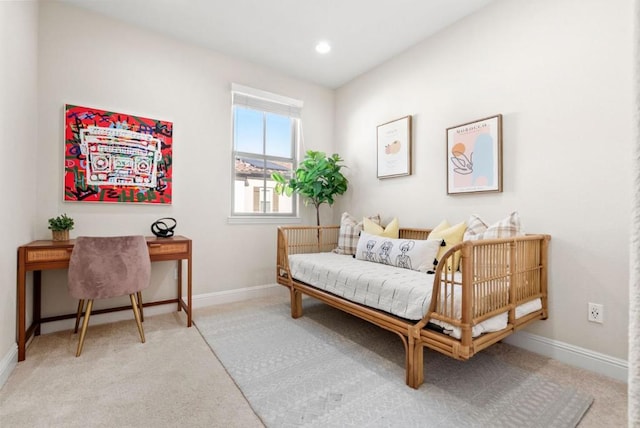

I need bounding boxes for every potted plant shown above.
[48,213,75,241]
[272,150,348,226]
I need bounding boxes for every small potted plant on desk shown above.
[48,213,74,241]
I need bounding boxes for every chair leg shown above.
[76,299,93,357]
[74,299,85,333]
[130,294,145,343]
[137,291,144,322]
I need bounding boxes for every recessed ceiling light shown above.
[315,41,331,54]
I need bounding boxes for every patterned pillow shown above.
[363,217,399,238]
[355,231,442,272]
[463,215,488,240]
[464,212,523,240]
[333,212,381,255]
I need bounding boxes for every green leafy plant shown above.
[47,213,75,231]
[272,150,348,226]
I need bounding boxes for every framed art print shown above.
[377,115,411,179]
[446,114,502,194]
[64,104,173,204]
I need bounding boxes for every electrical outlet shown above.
[588,302,603,323]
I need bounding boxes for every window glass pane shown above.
[232,89,298,218]
[265,113,292,158]
[268,161,293,214]
[233,156,294,214]
[234,107,263,154]
[233,156,263,214]
[234,157,294,214]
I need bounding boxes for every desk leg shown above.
[34,271,41,336]
[177,261,182,312]
[17,248,26,361]
[187,253,192,327]
[177,258,192,327]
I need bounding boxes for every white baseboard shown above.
[0,344,18,389]
[192,283,285,308]
[503,330,628,383]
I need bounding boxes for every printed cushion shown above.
[463,214,488,240]
[464,211,523,240]
[363,217,399,238]
[333,212,381,255]
[428,220,466,271]
[355,231,442,272]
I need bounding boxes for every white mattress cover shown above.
[288,252,541,338]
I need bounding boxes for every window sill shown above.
[227,216,302,225]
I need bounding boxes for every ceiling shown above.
[60,0,494,89]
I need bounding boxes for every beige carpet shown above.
[0,295,628,427]
[0,311,263,427]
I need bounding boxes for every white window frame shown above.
[229,84,303,224]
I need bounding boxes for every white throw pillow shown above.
[355,231,442,272]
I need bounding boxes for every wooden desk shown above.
[17,235,192,361]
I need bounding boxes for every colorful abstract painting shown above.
[64,104,173,204]
[446,114,502,194]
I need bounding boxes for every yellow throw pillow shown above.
[363,217,399,238]
[429,220,466,271]
[430,219,451,236]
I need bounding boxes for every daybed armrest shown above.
[422,234,551,343]
[276,226,340,285]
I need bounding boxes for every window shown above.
[231,84,302,219]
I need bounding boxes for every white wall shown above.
[0,1,39,380]
[335,0,634,360]
[36,2,334,318]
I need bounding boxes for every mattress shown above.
[288,252,541,338]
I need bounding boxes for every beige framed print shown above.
[446,114,502,194]
[377,115,411,179]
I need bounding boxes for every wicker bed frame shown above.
[276,225,550,389]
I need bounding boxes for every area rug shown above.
[195,300,593,428]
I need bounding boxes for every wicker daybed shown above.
[276,225,550,389]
